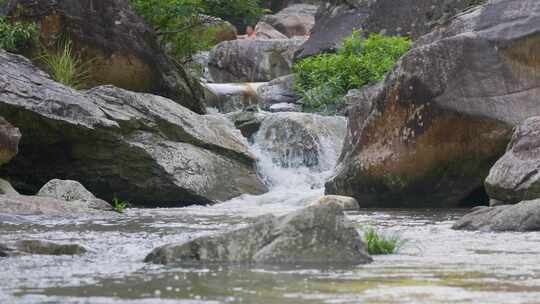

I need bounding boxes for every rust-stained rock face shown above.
[3,0,206,114]
[326,0,540,208]
[0,116,20,166]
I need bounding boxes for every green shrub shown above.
[111,197,129,213]
[0,17,37,52]
[40,40,90,89]
[293,32,412,111]
[202,0,266,32]
[363,227,406,255]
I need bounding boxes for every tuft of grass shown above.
[363,227,406,255]
[111,197,129,214]
[39,40,90,89]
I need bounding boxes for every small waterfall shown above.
[213,112,347,216]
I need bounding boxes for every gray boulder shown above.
[256,74,301,110]
[0,116,20,166]
[0,178,19,196]
[0,240,86,257]
[204,83,264,113]
[254,22,288,40]
[208,38,306,83]
[485,117,540,204]
[0,194,113,216]
[37,179,112,211]
[226,110,268,139]
[145,203,372,265]
[295,0,472,59]
[326,0,540,208]
[255,112,346,170]
[0,50,266,206]
[260,4,318,38]
[453,199,540,232]
[308,195,360,210]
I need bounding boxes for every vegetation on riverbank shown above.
[363,227,407,255]
[293,32,411,112]
[0,17,36,52]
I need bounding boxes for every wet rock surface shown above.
[256,74,301,110]
[0,194,112,216]
[308,195,359,210]
[453,199,540,232]
[145,203,372,265]
[485,117,540,204]
[0,116,20,166]
[0,50,266,206]
[326,0,540,208]
[0,240,86,257]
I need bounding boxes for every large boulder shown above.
[295,0,472,59]
[0,50,266,206]
[0,116,20,165]
[0,194,112,216]
[208,38,306,83]
[326,0,540,208]
[260,4,318,38]
[453,199,540,232]
[145,203,372,265]
[255,112,346,170]
[484,117,540,204]
[3,0,206,114]
[204,83,264,113]
[254,22,288,40]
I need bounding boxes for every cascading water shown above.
[204,112,347,216]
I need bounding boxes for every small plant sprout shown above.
[363,226,407,255]
[112,197,129,214]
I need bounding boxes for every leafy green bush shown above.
[202,0,266,32]
[363,227,406,255]
[40,40,90,89]
[293,32,412,111]
[0,17,37,52]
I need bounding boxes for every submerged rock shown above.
[295,0,471,59]
[309,195,359,210]
[0,50,266,206]
[3,0,206,113]
[145,203,372,265]
[485,117,540,204]
[326,0,540,208]
[0,194,111,216]
[453,199,540,232]
[208,38,305,83]
[0,116,20,166]
[1,240,86,257]
[37,179,112,211]
[260,4,318,38]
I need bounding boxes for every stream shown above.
[2,112,540,303]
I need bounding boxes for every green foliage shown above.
[0,17,37,52]
[202,0,267,31]
[129,0,265,61]
[293,32,412,111]
[363,227,406,255]
[39,40,90,89]
[111,197,129,213]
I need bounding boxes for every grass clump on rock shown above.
[111,197,129,214]
[40,40,90,89]
[363,227,406,255]
[293,32,411,112]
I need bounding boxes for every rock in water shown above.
[309,195,359,211]
[0,116,20,166]
[485,117,540,204]
[3,0,206,113]
[256,74,301,110]
[0,240,86,257]
[0,50,266,206]
[0,194,111,216]
[145,203,372,265]
[37,179,112,211]
[260,4,318,38]
[295,0,472,59]
[208,38,305,83]
[326,0,540,208]
[453,199,540,232]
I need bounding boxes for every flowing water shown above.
[2,113,540,304]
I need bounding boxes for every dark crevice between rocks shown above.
[459,186,489,207]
